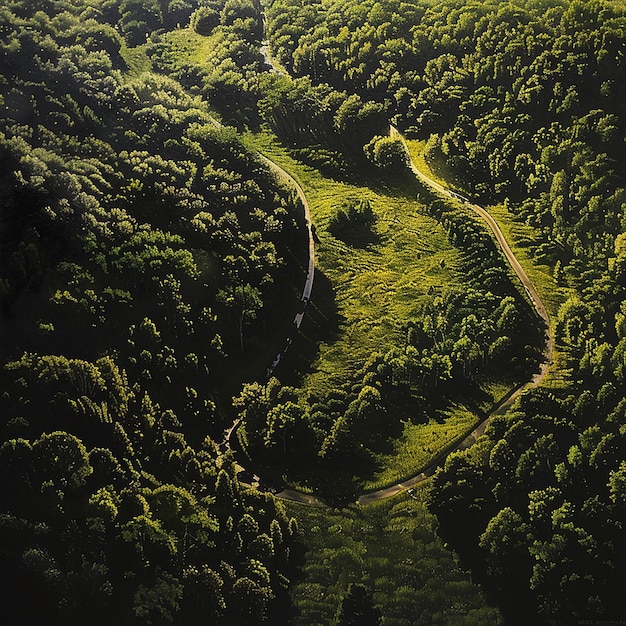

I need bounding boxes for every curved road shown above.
[259,154,315,380]
[219,31,316,465]
[220,155,315,453]
[393,127,552,385]
[268,136,553,507]
[219,157,322,502]
[396,129,550,348]
[237,132,553,507]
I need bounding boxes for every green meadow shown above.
[247,132,526,491]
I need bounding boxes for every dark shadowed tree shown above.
[336,583,381,626]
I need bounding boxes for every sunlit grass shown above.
[405,138,464,190]
[363,407,478,491]
[159,26,225,65]
[119,43,152,79]
[248,132,463,399]
[245,131,520,487]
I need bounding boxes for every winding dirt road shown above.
[356,131,553,505]
[395,128,552,385]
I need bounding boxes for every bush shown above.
[327,198,377,246]
[363,135,409,171]
[190,6,220,35]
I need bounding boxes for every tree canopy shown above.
[1,0,625,623]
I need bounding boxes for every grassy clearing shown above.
[159,27,225,65]
[364,406,478,491]
[405,138,465,191]
[249,132,462,398]
[246,132,532,490]
[285,484,501,625]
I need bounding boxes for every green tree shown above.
[190,6,220,35]
[217,283,263,352]
[327,198,377,245]
[363,135,409,171]
[119,0,163,46]
[479,507,532,578]
[265,401,303,458]
[32,431,93,491]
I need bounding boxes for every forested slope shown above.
[0,1,306,623]
[262,0,626,622]
[1,0,625,624]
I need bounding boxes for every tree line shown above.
[0,0,308,622]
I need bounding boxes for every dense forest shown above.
[1,0,625,624]
[0,0,306,623]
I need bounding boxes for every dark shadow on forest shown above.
[267,269,344,388]
[331,223,381,249]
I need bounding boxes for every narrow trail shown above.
[356,131,554,505]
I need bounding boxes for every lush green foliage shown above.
[286,488,501,625]
[326,197,377,245]
[2,0,625,623]
[265,0,626,278]
[261,0,626,623]
[0,1,305,622]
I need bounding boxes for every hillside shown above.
[1,0,625,624]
